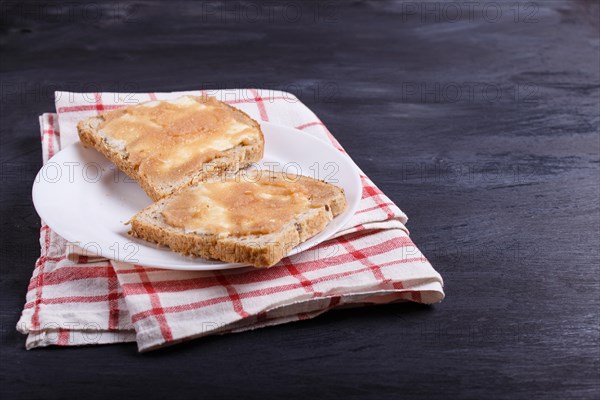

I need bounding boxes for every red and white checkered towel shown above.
[17,89,444,351]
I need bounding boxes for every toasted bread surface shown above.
[129,172,347,268]
[77,96,264,201]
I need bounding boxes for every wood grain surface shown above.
[0,1,598,399]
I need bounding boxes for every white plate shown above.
[32,122,361,271]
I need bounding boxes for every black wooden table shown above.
[1,1,598,399]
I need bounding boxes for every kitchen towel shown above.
[17,89,444,351]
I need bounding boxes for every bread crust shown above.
[130,206,332,268]
[129,175,347,268]
[77,100,264,201]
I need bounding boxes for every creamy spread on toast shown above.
[161,172,336,236]
[97,96,261,186]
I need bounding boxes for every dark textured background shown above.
[1,1,599,399]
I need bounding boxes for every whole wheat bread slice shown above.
[77,96,264,201]
[129,172,347,268]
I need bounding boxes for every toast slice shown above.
[129,171,347,268]
[78,95,264,201]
